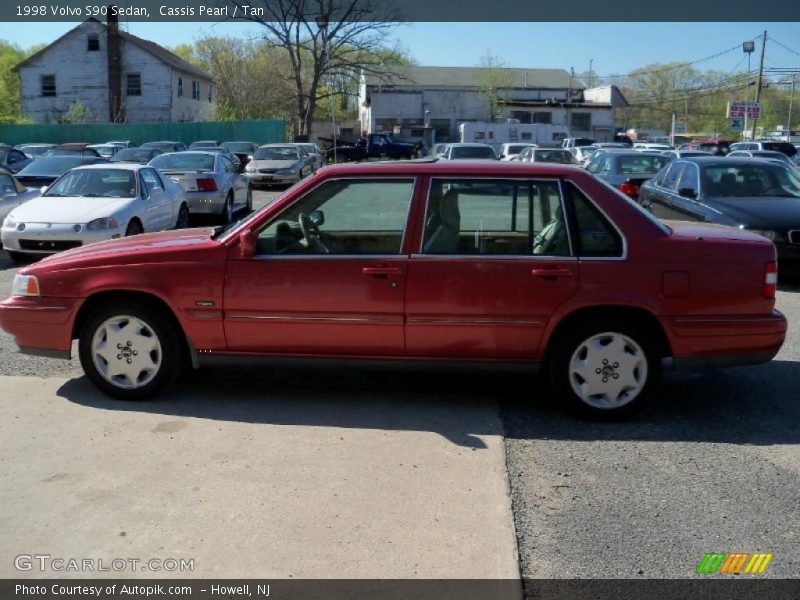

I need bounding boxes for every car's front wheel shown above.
[78,303,183,400]
[549,319,660,419]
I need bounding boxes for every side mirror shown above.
[678,187,697,199]
[309,210,325,227]
[238,228,257,258]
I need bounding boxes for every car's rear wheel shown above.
[221,194,233,224]
[175,203,190,229]
[245,186,253,213]
[549,319,660,419]
[78,303,182,400]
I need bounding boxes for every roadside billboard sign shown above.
[727,101,762,120]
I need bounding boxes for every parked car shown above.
[0,145,34,173]
[729,141,798,158]
[570,146,598,164]
[430,143,450,158]
[141,141,189,153]
[640,157,800,269]
[326,134,417,162]
[498,143,537,161]
[190,140,220,150]
[0,167,41,229]
[87,144,123,159]
[13,156,107,189]
[150,151,251,223]
[678,139,731,156]
[440,143,498,160]
[661,150,713,162]
[43,144,102,158]
[297,143,324,171]
[584,150,670,199]
[221,141,259,165]
[245,144,316,187]
[1,164,189,262]
[517,148,576,164]
[106,140,134,148]
[727,150,798,169]
[110,147,163,165]
[0,161,786,420]
[633,143,672,152]
[561,138,595,150]
[15,143,55,159]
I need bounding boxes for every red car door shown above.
[405,177,579,359]
[223,178,416,356]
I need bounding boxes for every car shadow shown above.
[57,358,800,448]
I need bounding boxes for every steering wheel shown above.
[298,212,330,254]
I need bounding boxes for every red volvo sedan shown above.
[0,161,787,418]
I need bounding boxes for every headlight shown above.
[750,229,780,242]
[275,168,297,175]
[11,274,40,297]
[86,217,119,231]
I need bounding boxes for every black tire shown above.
[549,317,660,420]
[175,204,190,229]
[245,186,253,213]
[221,194,234,224]
[125,219,143,236]
[7,251,31,263]
[78,302,183,400]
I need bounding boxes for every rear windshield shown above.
[222,142,255,153]
[450,146,497,159]
[18,145,52,156]
[618,155,670,174]
[111,148,158,162]
[150,153,215,171]
[533,150,574,163]
[16,156,96,175]
[506,145,530,154]
[254,146,300,160]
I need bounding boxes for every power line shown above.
[768,36,800,60]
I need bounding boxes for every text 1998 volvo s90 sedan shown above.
[0,161,787,418]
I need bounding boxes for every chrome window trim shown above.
[788,230,800,245]
[419,176,573,259]
[246,175,418,257]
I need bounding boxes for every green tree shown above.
[476,51,514,121]
[61,100,92,123]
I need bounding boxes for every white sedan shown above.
[1,164,189,262]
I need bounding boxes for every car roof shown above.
[317,159,583,177]
[449,143,495,148]
[70,163,145,171]
[156,150,217,156]
[678,156,785,167]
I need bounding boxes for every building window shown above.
[126,73,141,96]
[533,112,552,124]
[208,84,213,103]
[510,111,532,124]
[87,33,99,51]
[41,74,56,97]
[192,80,200,100]
[177,77,183,97]
[571,112,591,130]
[429,118,451,142]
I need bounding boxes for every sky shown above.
[3,21,800,78]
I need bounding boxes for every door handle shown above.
[362,267,402,277]
[531,268,573,278]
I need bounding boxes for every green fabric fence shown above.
[0,119,286,147]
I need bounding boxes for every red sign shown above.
[727,101,762,119]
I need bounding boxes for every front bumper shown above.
[0,295,82,357]
[662,310,787,369]
[1,223,117,255]
[245,171,299,185]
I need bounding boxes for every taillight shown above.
[619,182,639,198]
[197,178,217,192]
[764,261,778,299]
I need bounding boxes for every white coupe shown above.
[1,164,189,263]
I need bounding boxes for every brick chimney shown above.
[107,7,123,122]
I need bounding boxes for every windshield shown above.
[450,146,497,159]
[222,142,255,153]
[18,145,52,156]
[534,150,574,163]
[190,142,217,149]
[111,148,158,163]
[45,168,136,198]
[506,145,529,154]
[703,164,800,198]
[254,146,299,160]
[15,156,95,176]
[44,148,86,156]
[142,142,177,152]
[618,155,670,174]
[150,153,215,171]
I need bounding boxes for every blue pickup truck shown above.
[327,134,417,162]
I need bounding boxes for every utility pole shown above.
[589,59,593,88]
[788,74,796,136]
[751,30,767,141]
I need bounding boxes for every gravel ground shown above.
[504,281,800,584]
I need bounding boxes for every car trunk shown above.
[161,170,216,193]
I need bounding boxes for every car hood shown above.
[250,159,298,169]
[665,220,776,243]
[35,227,218,267]
[9,195,134,224]
[705,196,800,229]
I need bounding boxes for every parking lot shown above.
[0,184,798,587]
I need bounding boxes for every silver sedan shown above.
[245,144,316,187]
[149,151,251,224]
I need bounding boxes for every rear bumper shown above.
[0,296,81,358]
[662,310,787,369]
